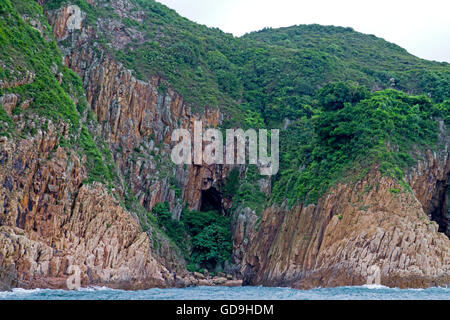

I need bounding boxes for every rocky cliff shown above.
[241,146,450,288]
[1,0,449,291]
[0,0,232,289]
[44,1,450,290]
[47,3,230,217]
[0,118,184,289]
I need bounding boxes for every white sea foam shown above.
[361,284,390,290]
[78,286,116,292]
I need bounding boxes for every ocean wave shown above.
[0,287,44,298]
[77,286,121,292]
[1,285,449,300]
[360,284,390,290]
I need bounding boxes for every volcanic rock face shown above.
[407,147,450,237]
[0,94,18,116]
[44,2,450,290]
[0,2,229,289]
[0,121,183,289]
[47,6,229,217]
[1,1,449,291]
[242,151,450,288]
[46,5,85,40]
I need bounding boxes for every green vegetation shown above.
[43,0,449,126]
[3,1,449,202]
[223,168,240,197]
[151,203,232,271]
[272,83,445,205]
[1,0,449,266]
[389,188,401,194]
[230,165,267,214]
[0,0,120,189]
[244,25,450,102]
[0,107,13,137]
[36,0,449,210]
[79,126,113,184]
[152,202,188,251]
[40,2,448,205]
[183,208,232,271]
[0,0,81,132]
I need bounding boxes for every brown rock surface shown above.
[1,3,229,290]
[0,123,178,289]
[242,159,450,288]
[48,5,229,216]
[0,94,19,116]
[2,1,448,292]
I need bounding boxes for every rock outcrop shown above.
[46,5,230,217]
[242,150,450,288]
[0,119,183,289]
[1,1,231,290]
[407,145,450,237]
[2,1,448,291]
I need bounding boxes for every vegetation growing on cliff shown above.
[227,166,267,215]
[42,0,450,125]
[183,208,232,271]
[152,202,232,272]
[35,1,450,210]
[2,0,449,268]
[272,83,446,204]
[0,0,80,131]
[0,0,140,214]
[0,105,13,137]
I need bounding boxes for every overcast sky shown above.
[157,0,450,62]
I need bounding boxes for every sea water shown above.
[0,285,449,300]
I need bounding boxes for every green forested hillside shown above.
[2,0,449,226]
[0,0,449,275]
[42,0,450,126]
[273,86,448,204]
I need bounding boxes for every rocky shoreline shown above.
[0,266,243,291]
[171,272,243,289]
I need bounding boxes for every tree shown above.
[317,81,369,111]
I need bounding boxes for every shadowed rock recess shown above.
[0,0,449,290]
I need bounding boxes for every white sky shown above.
[157,0,450,62]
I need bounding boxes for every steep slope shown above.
[42,0,450,126]
[237,94,449,288]
[1,0,449,290]
[242,155,449,289]
[0,0,185,289]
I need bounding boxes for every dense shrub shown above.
[152,202,188,251]
[190,224,232,270]
[151,203,232,271]
[272,83,443,204]
[182,209,232,271]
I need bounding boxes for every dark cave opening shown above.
[200,187,223,213]
[428,175,449,238]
